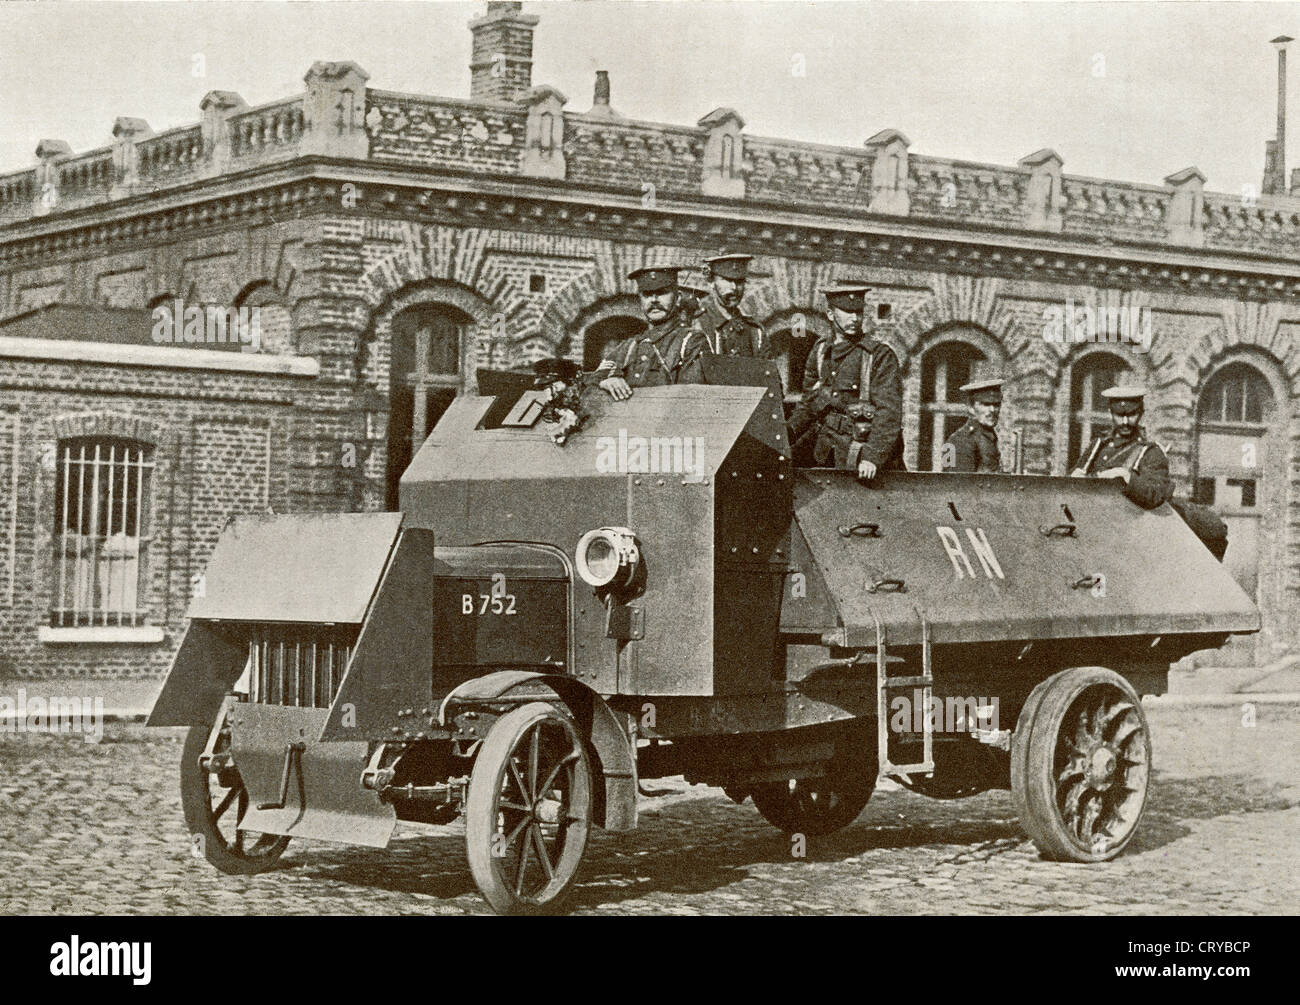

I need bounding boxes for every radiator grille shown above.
[245,626,358,708]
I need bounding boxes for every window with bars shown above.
[918,341,985,471]
[1067,352,1132,466]
[52,437,153,627]
[1194,362,1274,513]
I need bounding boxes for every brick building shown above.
[1,1,1298,681]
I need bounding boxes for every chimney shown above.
[1264,35,1293,195]
[468,2,540,103]
[587,69,621,119]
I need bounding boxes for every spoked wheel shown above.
[751,738,877,837]
[180,707,290,874]
[1011,667,1151,862]
[465,702,593,915]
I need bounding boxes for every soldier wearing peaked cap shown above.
[1070,386,1172,509]
[787,281,906,484]
[943,365,1004,473]
[594,266,702,400]
[689,251,769,359]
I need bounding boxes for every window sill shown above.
[38,626,165,644]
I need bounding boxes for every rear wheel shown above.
[465,702,593,915]
[180,706,290,875]
[751,736,877,837]
[1011,667,1151,862]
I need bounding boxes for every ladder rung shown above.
[884,761,935,775]
[883,675,933,688]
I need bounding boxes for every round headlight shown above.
[575,527,639,591]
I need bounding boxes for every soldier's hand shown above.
[599,376,633,401]
[1096,466,1131,483]
[857,459,878,482]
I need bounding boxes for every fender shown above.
[441,671,637,833]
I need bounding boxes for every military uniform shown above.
[690,251,769,358]
[943,368,1004,472]
[596,313,697,387]
[788,331,906,471]
[691,291,768,358]
[1071,386,1172,510]
[945,420,1001,472]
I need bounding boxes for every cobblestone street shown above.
[2,702,1297,915]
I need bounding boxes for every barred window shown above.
[919,341,985,471]
[52,437,154,627]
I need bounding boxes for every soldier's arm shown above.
[595,339,634,400]
[943,431,976,472]
[1124,445,1173,509]
[787,343,827,439]
[860,344,903,467]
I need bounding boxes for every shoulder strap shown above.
[622,338,638,370]
[1080,436,1105,474]
[858,343,874,401]
[816,340,830,385]
[1130,443,1152,472]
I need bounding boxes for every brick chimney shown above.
[587,69,621,119]
[469,2,539,104]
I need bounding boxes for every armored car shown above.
[149,364,1258,913]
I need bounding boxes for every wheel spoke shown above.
[504,812,532,847]
[528,726,540,801]
[1059,778,1087,821]
[1099,700,1135,739]
[1077,794,1102,842]
[531,823,555,881]
[1056,757,1085,785]
[499,800,530,814]
[535,750,579,801]
[514,826,533,896]
[212,785,238,822]
[507,759,531,808]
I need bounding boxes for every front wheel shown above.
[180,707,290,875]
[465,702,593,915]
[751,736,877,837]
[1011,667,1151,862]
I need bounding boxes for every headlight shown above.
[575,527,640,591]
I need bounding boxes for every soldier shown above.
[787,281,906,483]
[1069,386,1172,509]
[594,266,700,400]
[943,366,1003,473]
[678,277,711,320]
[690,251,768,358]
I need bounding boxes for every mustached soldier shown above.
[690,251,768,358]
[594,266,700,400]
[787,281,905,483]
[943,365,1004,472]
[1070,386,1172,509]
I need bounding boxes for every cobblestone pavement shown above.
[1,703,1297,915]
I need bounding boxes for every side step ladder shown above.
[873,607,935,777]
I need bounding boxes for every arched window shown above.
[1067,352,1131,466]
[539,111,556,151]
[720,133,735,176]
[386,303,469,510]
[52,437,154,626]
[1193,362,1274,510]
[1192,361,1277,631]
[919,341,985,471]
[582,314,645,373]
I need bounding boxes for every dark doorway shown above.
[583,314,645,372]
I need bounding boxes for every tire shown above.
[751,733,877,837]
[180,715,291,875]
[465,702,593,915]
[1011,667,1151,862]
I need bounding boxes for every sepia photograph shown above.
[0,0,1294,952]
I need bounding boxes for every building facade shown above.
[1,1,1297,680]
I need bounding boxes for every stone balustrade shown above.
[4,63,1300,263]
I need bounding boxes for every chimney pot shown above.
[594,70,611,107]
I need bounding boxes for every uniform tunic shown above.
[597,311,697,388]
[1073,428,1172,509]
[943,420,1001,473]
[787,335,905,470]
[689,291,768,358]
